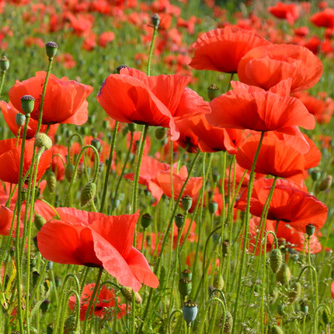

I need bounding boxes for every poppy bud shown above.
[127,123,136,132]
[15,113,26,127]
[300,301,308,313]
[151,13,160,28]
[65,163,76,182]
[40,299,50,313]
[141,213,152,229]
[306,223,315,237]
[116,64,129,74]
[175,214,185,229]
[181,269,192,280]
[155,127,167,140]
[208,201,218,214]
[45,41,58,59]
[287,281,302,304]
[213,273,224,290]
[32,270,40,286]
[80,182,97,207]
[121,286,142,304]
[270,249,283,273]
[47,323,54,334]
[63,315,76,334]
[222,311,233,333]
[182,195,192,212]
[276,264,291,285]
[269,287,279,304]
[21,95,35,115]
[319,175,332,191]
[91,138,101,152]
[45,169,56,193]
[182,300,198,325]
[212,171,220,183]
[222,240,229,257]
[0,56,9,72]
[34,214,46,231]
[179,278,192,297]
[35,133,52,150]
[311,168,321,181]
[208,84,220,101]
[269,325,284,334]
[322,309,331,325]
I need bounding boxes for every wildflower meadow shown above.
[0,0,334,333]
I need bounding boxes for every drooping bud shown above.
[179,278,192,297]
[155,127,167,140]
[276,264,291,285]
[319,175,332,191]
[35,133,52,150]
[65,163,76,182]
[21,95,35,115]
[151,13,160,28]
[182,195,192,212]
[287,281,302,304]
[34,214,46,231]
[182,300,198,325]
[270,249,283,273]
[208,84,220,101]
[213,273,224,290]
[80,182,97,207]
[141,213,152,229]
[222,311,233,333]
[63,315,76,334]
[310,168,321,181]
[121,286,142,304]
[322,309,331,325]
[269,287,279,304]
[91,138,101,152]
[45,41,58,59]
[46,169,56,193]
[15,113,26,127]
[0,56,9,72]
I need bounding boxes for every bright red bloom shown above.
[268,2,299,25]
[0,101,58,138]
[37,208,159,292]
[331,282,334,299]
[98,31,115,47]
[8,71,93,125]
[207,80,315,133]
[0,205,23,237]
[68,283,127,321]
[0,138,52,184]
[97,68,209,140]
[311,8,334,29]
[236,178,328,233]
[238,44,323,92]
[189,26,271,73]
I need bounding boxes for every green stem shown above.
[100,121,119,212]
[168,309,182,334]
[147,26,158,76]
[0,70,6,97]
[231,131,265,334]
[199,298,226,334]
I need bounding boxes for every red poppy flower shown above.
[311,8,334,29]
[237,44,323,92]
[207,79,315,133]
[236,178,328,233]
[98,31,115,47]
[97,68,209,140]
[37,208,159,292]
[68,283,127,321]
[0,205,23,237]
[331,282,334,299]
[189,26,271,73]
[8,71,93,125]
[268,2,299,25]
[0,101,58,139]
[174,117,199,153]
[0,138,52,184]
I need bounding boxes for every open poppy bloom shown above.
[37,208,159,292]
[311,8,334,29]
[8,71,93,125]
[0,101,58,139]
[207,79,315,134]
[68,283,128,321]
[237,44,323,92]
[268,2,299,25]
[236,178,328,233]
[189,26,271,73]
[0,205,23,237]
[0,138,52,184]
[97,68,210,141]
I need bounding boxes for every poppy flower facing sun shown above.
[37,208,159,292]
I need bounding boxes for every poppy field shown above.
[1,0,334,333]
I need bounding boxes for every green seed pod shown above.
[155,127,167,140]
[182,195,192,212]
[208,84,220,101]
[222,311,233,333]
[269,325,284,334]
[0,56,9,71]
[310,168,321,181]
[179,278,192,297]
[175,214,185,229]
[287,281,302,304]
[21,95,35,115]
[45,41,58,59]
[35,132,52,150]
[181,269,192,280]
[80,182,97,207]
[208,201,218,215]
[65,163,76,182]
[63,315,76,334]
[151,13,160,28]
[34,214,46,231]
[270,249,283,273]
[319,175,332,191]
[276,264,291,285]
[15,113,26,127]
[182,300,198,325]
[46,169,56,193]
[306,223,315,237]
[121,286,142,304]
[141,213,152,229]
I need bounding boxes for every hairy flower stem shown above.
[100,121,119,212]
[231,131,264,334]
[0,70,6,97]
[147,26,158,76]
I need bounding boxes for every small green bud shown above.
[46,169,56,193]
[287,281,302,304]
[80,182,97,207]
[121,286,142,304]
[45,41,58,59]
[276,264,291,285]
[63,315,76,334]
[141,213,152,229]
[182,195,192,212]
[21,95,35,115]
[222,311,233,333]
[175,214,185,229]
[270,249,283,273]
[306,223,315,237]
[213,273,224,290]
[319,175,332,191]
[91,138,101,152]
[208,201,218,214]
[155,127,167,140]
[0,56,9,71]
[15,113,26,127]
[35,132,52,150]
[311,168,321,181]
[34,214,46,231]
[208,84,220,101]
[65,163,76,182]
